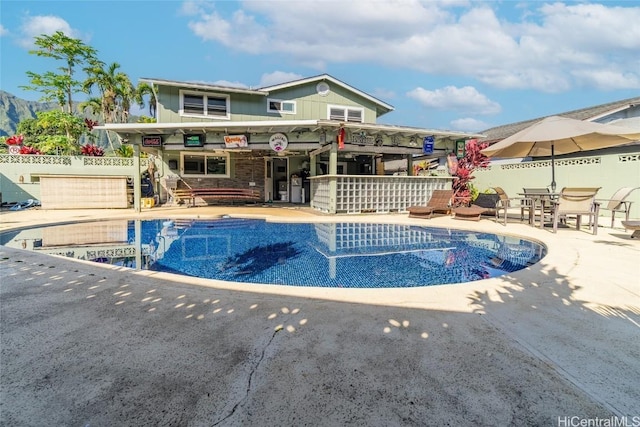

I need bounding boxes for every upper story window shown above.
[328,105,363,123]
[268,98,296,114]
[180,90,230,119]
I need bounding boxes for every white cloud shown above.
[407,86,501,115]
[179,0,205,16]
[212,80,249,89]
[258,71,304,88]
[18,15,82,48]
[188,7,267,55]
[185,1,640,92]
[184,79,249,89]
[0,24,8,37]
[449,117,490,133]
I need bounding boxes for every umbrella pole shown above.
[550,144,556,192]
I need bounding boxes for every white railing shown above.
[309,175,452,214]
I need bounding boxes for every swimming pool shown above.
[1,218,546,288]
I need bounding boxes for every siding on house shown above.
[155,79,380,124]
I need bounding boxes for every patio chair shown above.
[407,189,453,219]
[549,187,601,235]
[492,187,533,226]
[596,187,639,228]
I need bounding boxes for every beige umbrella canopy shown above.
[481,115,640,190]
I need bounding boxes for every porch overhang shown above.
[95,120,484,155]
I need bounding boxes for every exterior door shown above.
[273,157,289,202]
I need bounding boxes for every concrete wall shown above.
[472,145,640,220]
[0,154,147,204]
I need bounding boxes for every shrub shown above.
[452,139,491,206]
[80,143,104,156]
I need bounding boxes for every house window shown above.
[268,98,296,114]
[180,90,229,119]
[328,105,363,122]
[181,152,229,177]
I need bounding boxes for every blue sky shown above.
[1,0,638,132]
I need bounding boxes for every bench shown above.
[173,188,261,206]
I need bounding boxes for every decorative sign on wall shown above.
[184,134,205,147]
[142,136,162,147]
[224,134,249,148]
[456,140,466,159]
[348,131,375,146]
[423,135,434,154]
[269,133,288,152]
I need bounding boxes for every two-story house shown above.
[99,74,482,213]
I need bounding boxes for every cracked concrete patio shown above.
[1,206,638,426]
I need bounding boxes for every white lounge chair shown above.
[596,187,639,228]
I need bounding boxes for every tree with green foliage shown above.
[21,31,98,113]
[82,60,133,123]
[115,144,134,158]
[81,62,156,152]
[17,31,154,156]
[17,110,89,155]
[135,82,157,119]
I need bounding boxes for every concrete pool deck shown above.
[1,206,638,426]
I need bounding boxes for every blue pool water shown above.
[1,218,546,288]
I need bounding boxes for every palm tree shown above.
[82,61,131,124]
[79,97,118,153]
[83,61,144,153]
[135,82,157,119]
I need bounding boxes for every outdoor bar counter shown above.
[309,174,452,214]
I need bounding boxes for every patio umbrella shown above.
[480,116,640,191]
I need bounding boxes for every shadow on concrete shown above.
[1,243,637,426]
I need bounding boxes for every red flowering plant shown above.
[451,139,491,206]
[19,145,43,155]
[5,134,24,145]
[84,118,99,131]
[80,143,105,157]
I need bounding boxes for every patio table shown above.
[518,191,559,229]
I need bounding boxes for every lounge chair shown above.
[621,221,640,238]
[473,192,501,217]
[453,205,487,221]
[407,189,453,219]
[549,187,601,235]
[492,187,533,226]
[596,187,639,228]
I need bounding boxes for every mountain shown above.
[0,91,144,150]
[0,90,60,137]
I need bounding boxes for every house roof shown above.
[258,74,395,117]
[96,119,483,156]
[480,96,640,142]
[139,78,268,96]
